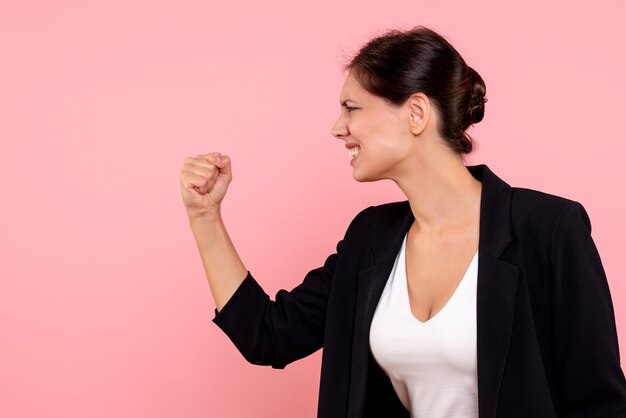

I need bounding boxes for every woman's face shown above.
[331,72,415,182]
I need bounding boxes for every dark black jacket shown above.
[213,163,626,417]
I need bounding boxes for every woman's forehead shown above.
[339,74,365,103]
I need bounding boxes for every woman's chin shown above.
[351,169,363,182]
[352,173,364,182]
[352,168,375,183]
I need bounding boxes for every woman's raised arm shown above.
[179,152,248,311]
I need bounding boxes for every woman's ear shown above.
[408,93,429,136]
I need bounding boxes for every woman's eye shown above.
[346,107,357,112]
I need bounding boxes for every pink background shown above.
[1,1,625,417]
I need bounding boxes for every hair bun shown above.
[467,66,487,124]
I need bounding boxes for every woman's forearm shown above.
[189,210,248,312]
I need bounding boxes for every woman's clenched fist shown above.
[179,152,232,219]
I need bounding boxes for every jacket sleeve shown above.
[211,206,372,370]
[549,200,626,416]
[211,242,340,369]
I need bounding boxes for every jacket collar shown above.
[347,163,520,418]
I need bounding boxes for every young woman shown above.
[178,26,626,417]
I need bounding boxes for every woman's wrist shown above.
[187,206,222,224]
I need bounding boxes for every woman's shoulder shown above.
[348,188,592,236]
[357,189,585,219]
[512,185,584,210]
[510,186,591,232]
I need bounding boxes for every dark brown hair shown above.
[343,26,487,155]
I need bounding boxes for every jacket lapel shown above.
[347,164,520,418]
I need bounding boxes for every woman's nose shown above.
[331,118,348,139]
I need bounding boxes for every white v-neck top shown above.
[369,233,479,418]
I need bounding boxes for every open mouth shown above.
[349,146,361,158]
